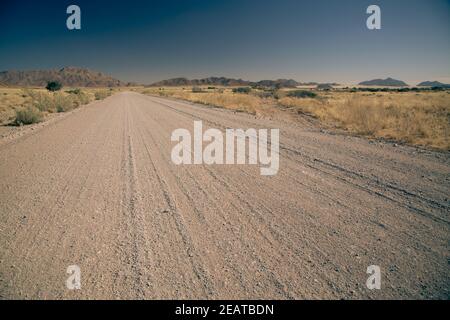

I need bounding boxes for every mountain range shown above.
[0,67,128,87]
[0,68,447,89]
[149,77,249,87]
[149,77,306,88]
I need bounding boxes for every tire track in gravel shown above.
[129,94,440,299]
[132,103,294,298]
[148,95,449,224]
[138,93,449,299]
[144,94,449,261]
[135,119,216,297]
[114,102,147,298]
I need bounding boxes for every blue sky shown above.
[0,0,449,84]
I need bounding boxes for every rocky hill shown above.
[417,81,450,88]
[359,77,408,87]
[150,77,249,87]
[149,77,302,88]
[0,67,126,87]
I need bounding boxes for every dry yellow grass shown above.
[279,92,450,150]
[0,87,118,125]
[144,87,275,115]
[0,88,29,123]
[141,87,450,150]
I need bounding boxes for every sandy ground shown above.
[0,92,448,299]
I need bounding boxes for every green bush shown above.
[46,81,62,92]
[14,106,43,125]
[232,87,251,94]
[286,90,317,98]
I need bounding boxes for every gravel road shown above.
[0,92,448,299]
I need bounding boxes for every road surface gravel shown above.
[0,92,448,299]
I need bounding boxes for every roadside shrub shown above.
[27,91,53,112]
[66,88,81,95]
[14,106,42,125]
[46,81,62,92]
[286,90,317,98]
[24,89,91,113]
[75,91,91,105]
[192,86,204,93]
[232,87,251,94]
[67,89,91,107]
[54,93,74,112]
[256,91,276,99]
[94,90,110,100]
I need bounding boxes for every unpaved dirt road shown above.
[0,92,448,299]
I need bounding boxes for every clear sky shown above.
[1,0,449,84]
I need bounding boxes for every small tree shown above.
[46,81,62,92]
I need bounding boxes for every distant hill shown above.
[149,77,190,87]
[150,77,301,88]
[417,81,450,88]
[0,67,127,87]
[150,77,249,87]
[254,79,299,88]
[317,83,334,90]
[359,77,408,87]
